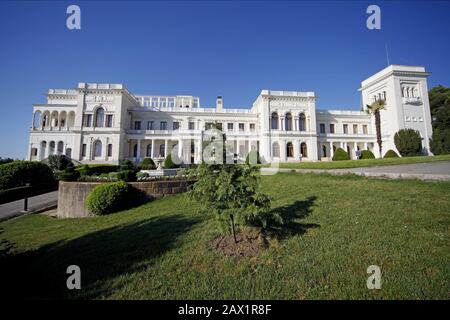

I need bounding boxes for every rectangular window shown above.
[134,121,141,130]
[250,123,256,132]
[227,123,234,131]
[193,98,199,108]
[343,124,348,134]
[173,122,180,130]
[319,123,325,134]
[107,144,112,157]
[160,121,167,130]
[106,115,113,127]
[81,144,86,157]
[353,124,358,134]
[168,98,175,108]
[239,123,245,132]
[363,125,368,134]
[330,123,335,133]
[188,122,195,130]
[160,98,167,108]
[147,121,154,130]
[84,114,92,127]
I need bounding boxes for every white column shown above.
[280,140,286,162]
[136,139,141,162]
[364,142,368,150]
[295,140,301,160]
[354,142,358,159]
[340,142,344,149]
[280,117,285,131]
[164,139,168,158]
[294,116,299,131]
[197,138,203,163]
[329,142,334,158]
[343,142,348,153]
[151,139,155,158]
[178,139,182,160]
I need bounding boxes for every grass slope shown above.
[1,173,449,299]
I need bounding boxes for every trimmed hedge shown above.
[384,149,400,158]
[56,163,80,182]
[163,154,178,169]
[394,128,423,157]
[85,181,133,215]
[360,150,375,159]
[76,164,119,176]
[0,161,55,190]
[139,157,156,170]
[117,170,136,182]
[332,148,350,161]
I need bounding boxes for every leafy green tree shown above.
[47,155,71,172]
[139,157,156,170]
[366,99,386,157]
[394,129,423,157]
[428,85,450,154]
[189,163,280,243]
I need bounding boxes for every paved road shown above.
[340,161,450,175]
[263,161,450,181]
[0,191,58,222]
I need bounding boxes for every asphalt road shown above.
[340,161,450,175]
[0,191,58,221]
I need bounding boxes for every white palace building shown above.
[27,65,433,164]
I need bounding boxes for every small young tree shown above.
[366,99,386,157]
[189,163,281,243]
[394,128,423,157]
[47,154,71,172]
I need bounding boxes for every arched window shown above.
[57,141,64,154]
[322,145,327,157]
[271,112,279,130]
[300,142,307,157]
[65,148,72,158]
[95,107,105,127]
[40,141,47,160]
[133,144,138,157]
[94,140,102,157]
[49,141,55,155]
[285,113,292,131]
[286,142,294,158]
[33,111,41,130]
[272,142,280,157]
[299,113,306,131]
[159,144,165,157]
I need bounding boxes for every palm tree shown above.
[366,99,386,157]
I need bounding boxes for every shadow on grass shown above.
[267,196,320,238]
[0,214,201,299]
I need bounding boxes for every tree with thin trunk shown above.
[366,99,386,157]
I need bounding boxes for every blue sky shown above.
[0,1,449,158]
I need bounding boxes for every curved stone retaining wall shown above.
[57,179,195,218]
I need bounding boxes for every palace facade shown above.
[27,65,433,164]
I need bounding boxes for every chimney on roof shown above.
[216,96,223,112]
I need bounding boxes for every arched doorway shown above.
[322,145,327,157]
[301,142,308,157]
[272,142,280,158]
[286,142,294,158]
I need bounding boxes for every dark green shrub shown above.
[56,163,80,181]
[394,128,423,157]
[163,154,178,169]
[47,155,71,172]
[360,150,375,159]
[117,170,136,182]
[245,151,261,165]
[332,148,350,161]
[0,161,55,190]
[76,164,119,176]
[429,128,450,155]
[384,149,399,158]
[120,160,136,171]
[0,157,14,165]
[85,181,133,215]
[139,157,156,170]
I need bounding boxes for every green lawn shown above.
[274,154,450,170]
[1,173,449,299]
